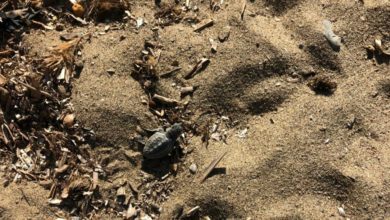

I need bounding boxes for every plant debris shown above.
[155,3,183,27]
[323,20,342,51]
[199,151,227,183]
[184,58,210,79]
[193,19,214,32]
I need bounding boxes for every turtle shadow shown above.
[141,157,172,178]
[140,147,183,178]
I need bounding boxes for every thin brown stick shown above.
[19,188,31,206]
[152,94,179,106]
[14,80,56,101]
[240,0,246,20]
[199,151,227,183]
[160,67,181,78]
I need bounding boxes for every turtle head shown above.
[166,123,183,140]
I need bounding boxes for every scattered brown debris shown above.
[199,151,228,183]
[210,0,222,12]
[87,0,129,21]
[365,39,390,61]
[155,3,183,26]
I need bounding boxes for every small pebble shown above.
[189,163,197,174]
[55,23,65,31]
[107,68,115,75]
[338,207,346,217]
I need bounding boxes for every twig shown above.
[152,94,179,106]
[19,188,31,206]
[65,12,88,25]
[240,0,246,20]
[31,20,54,30]
[193,19,214,32]
[184,58,210,79]
[199,151,227,183]
[13,79,57,101]
[160,67,181,78]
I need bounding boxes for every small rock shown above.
[2,179,10,187]
[104,25,110,32]
[55,23,65,31]
[209,38,218,53]
[218,26,231,42]
[189,163,197,174]
[298,67,316,77]
[136,18,144,28]
[237,128,248,138]
[57,85,68,97]
[140,214,152,220]
[60,33,79,41]
[63,114,75,128]
[171,204,184,219]
[107,68,116,75]
[338,207,346,217]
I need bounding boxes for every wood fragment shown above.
[0,73,7,86]
[31,20,54,30]
[180,86,197,98]
[0,50,15,57]
[209,38,217,53]
[199,151,227,183]
[125,203,137,219]
[19,188,31,206]
[152,94,179,106]
[182,206,200,218]
[48,198,62,205]
[1,124,14,147]
[160,67,181,78]
[65,12,88,25]
[194,19,214,32]
[374,39,390,56]
[240,0,246,20]
[39,179,53,189]
[128,181,139,197]
[54,164,69,175]
[13,79,56,101]
[91,171,98,190]
[184,58,210,79]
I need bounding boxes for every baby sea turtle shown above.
[142,123,183,159]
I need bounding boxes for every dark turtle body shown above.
[142,123,182,159]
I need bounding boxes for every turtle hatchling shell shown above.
[143,132,175,159]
